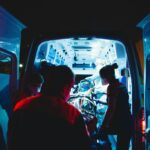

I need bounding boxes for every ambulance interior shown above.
[34,37,132,148]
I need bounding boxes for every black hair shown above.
[121,68,126,76]
[22,72,44,97]
[99,63,118,79]
[121,68,129,77]
[41,65,74,95]
[28,72,44,85]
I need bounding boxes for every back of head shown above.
[121,68,126,76]
[28,72,44,86]
[99,63,118,79]
[41,65,75,96]
[121,68,129,77]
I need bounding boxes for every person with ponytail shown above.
[98,63,133,150]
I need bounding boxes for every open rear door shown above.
[19,27,145,150]
[0,48,18,149]
[138,14,150,150]
[145,54,150,150]
[0,48,18,115]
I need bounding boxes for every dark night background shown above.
[1,0,150,33]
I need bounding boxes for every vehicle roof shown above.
[1,1,150,34]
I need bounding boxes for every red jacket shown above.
[8,94,91,150]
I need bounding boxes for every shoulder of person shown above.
[66,102,81,114]
[118,83,127,91]
[13,95,41,112]
[116,83,129,98]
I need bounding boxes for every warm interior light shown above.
[142,120,146,134]
[19,64,23,68]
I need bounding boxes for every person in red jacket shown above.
[13,72,44,107]
[98,63,133,150]
[8,65,91,150]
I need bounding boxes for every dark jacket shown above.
[8,94,91,150]
[103,79,133,133]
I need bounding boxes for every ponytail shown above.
[111,63,118,69]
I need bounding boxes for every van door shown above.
[0,48,18,149]
[145,54,150,150]
[0,48,18,115]
[137,15,150,150]
[142,20,150,150]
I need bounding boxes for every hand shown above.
[100,123,108,130]
[97,126,108,141]
[99,128,108,141]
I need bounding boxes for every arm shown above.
[74,114,92,150]
[101,86,118,128]
[106,96,117,126]
[101,106,112,128]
